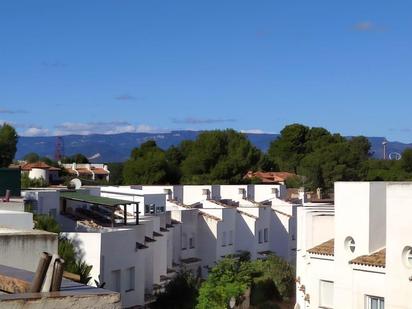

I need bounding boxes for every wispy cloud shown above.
[54,121,165,135]
[353,21,386,32]
[0,108,28,114]
[240,129,272,134]
[22,127,51,137]
[172,117,237,124]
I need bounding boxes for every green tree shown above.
[34,215,92,284]
[107,162,124,185]
[151,270,200,309]
[123,140,178,184]
[24,152,40,163]
[181,130,261,184]
[250,255,295,303]
[196,257,253,309]
[61,153,90,164]
[268,124,309,173]
[21,173,48,188]
[401,148,412,173]
[0,123,18,167]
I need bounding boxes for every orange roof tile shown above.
[21,162,53,170]
[244,171,297,183]
[307,239,335,256]
[92,168,109,175]
[350,249,386,268]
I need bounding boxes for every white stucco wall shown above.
[0,229,58,272]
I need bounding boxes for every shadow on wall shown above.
[198,216,218,274]
[235,215,255,259]
[270,212,290,261]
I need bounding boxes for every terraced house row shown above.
[23,183,324,308]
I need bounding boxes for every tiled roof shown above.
[350,249,386,268]
[307,239,335,256]
[21,162,54,170]
[75,168,93,175]
[92,168,109,175]
[244,171,297,183]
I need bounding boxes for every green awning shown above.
[60,191,133,207]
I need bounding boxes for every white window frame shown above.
[264,228,268,243]
[222,231,227,247]
[319,280,334,309]
[365,295,384,309]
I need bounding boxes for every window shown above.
[182,234,187,250]
[111,270,121,292]
[228,230,233,246]
[145,204,150,214]
[264,228,268,243]
[156,206,165,213]
[402,246,412,268]
[345,236,356,253]
[365,295,384,309]
[126,267,135,292]
[319,280,334,308]
[258,230,263,244]
[222,231,227,247]
[189,236,195,249]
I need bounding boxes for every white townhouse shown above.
[24,183,305,308]
[296,181,412,309]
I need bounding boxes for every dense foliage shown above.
[21,173,48,188]
[196,255,294,309]
[12,124,412,191]
[61,153,90,163]
[0,123,18,167]
[123,130,262,185]
[123,140,179,185]
[268,124,371,191]
[151,270,200,309]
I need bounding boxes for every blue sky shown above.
[1,1,412,141]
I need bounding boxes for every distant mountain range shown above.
[15,131,412,163]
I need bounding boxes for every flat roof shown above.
[60,191,134,207]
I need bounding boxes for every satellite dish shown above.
[389,152,402,160]
[69,178,82,190]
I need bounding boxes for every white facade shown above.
[0,200,58,272]
[296,182,412,309]
[27,183,302,308]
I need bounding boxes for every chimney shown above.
[202,189,211,200]
[298,187,307,204]
[238,188,246,199]
[316,187,322,200]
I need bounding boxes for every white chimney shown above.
[238,188,246,199]
[298,187,307,204]
[202,189,211,200]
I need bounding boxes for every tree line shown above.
[4,122,412,191]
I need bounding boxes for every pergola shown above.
[60,191,139,227]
